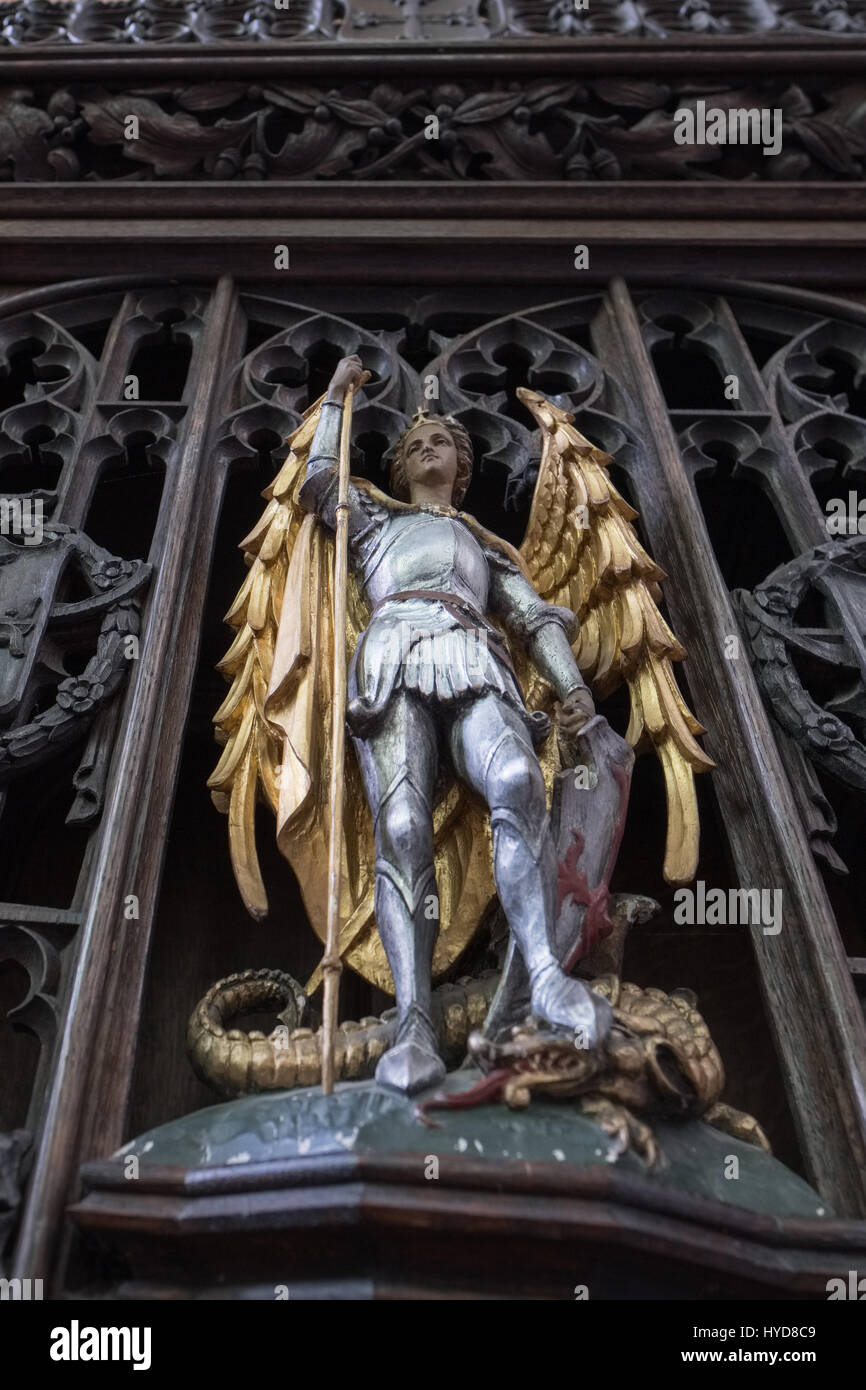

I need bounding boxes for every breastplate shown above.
[362,513,489,611]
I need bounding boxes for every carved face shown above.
[401,422,459,500]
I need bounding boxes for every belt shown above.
[371,588,520,686]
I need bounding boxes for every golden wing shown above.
[209,404,496,996]
[517,387,713,884]
[208,398,339,916]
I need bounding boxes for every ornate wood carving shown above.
[1,276,864,1297]
[0,0,329,45]
[0,526,150,789]
[1,78,865,183]
[9,276,245,1289]
[0,283,210,1287]
[737,539,866,798]
[0,900,81,1220]
[2,0,866,45]
[0,1127,30,1273]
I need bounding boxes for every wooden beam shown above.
[0,222,864,287]
[601,276,866,1217]
[3,183,866,222]
[11,276,244,1287]
[3,37,866,83]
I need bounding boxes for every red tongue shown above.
[415,1068,512,1124]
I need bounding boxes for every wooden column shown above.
[12,275,244,1285]
[601,275,866,1216]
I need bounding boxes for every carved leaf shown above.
[599,111,719,175]
[779,84,815,120]
[822,83,866,130]
[456,123,560,179]
[171,84,251,113]
[452,91,525,124]
[80,94,255,176]
[316,132,375,178]
[319,97,390,128]
[521,80,578,111]
[267,127,369,179]
[0,88,56,181]
[791,116,866,175]
[593,79,671,109]
[369,83,417,114]
[260,86,325,114]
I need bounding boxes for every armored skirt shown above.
[347,592,551,745]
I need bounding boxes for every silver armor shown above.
[299,401,613,1093]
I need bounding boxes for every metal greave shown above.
[372,769,439,1027]
[352,692,440,1034]
[451,697,560,986]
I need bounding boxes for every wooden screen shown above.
[1,274,865,1292]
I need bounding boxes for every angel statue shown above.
[209,354,712,1096]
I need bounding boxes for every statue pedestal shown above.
[70,1075,865,1300]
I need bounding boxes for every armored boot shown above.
[369,766,446,1095]
[490,805,613,1046]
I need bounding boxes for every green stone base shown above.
[121,1070,829,1221]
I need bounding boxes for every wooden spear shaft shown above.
[320,382,357,1095]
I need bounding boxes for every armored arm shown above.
[488,553,588,702]
[297,355,375,540]
[297,399,347,530]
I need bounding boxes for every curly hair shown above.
[389,414,474,508]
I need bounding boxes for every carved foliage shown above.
[2,0,866,43]
[0,526,151,783]
[0,0,328,45]
[0,292,192,808]
[511,0,866,35]
[2,78,866,183]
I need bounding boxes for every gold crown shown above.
[407,407,460,430]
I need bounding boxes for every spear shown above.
[320,374,366,1095]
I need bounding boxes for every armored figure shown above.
[210,355,711,1099]
[300,356,611,1092]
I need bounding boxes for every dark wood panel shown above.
[602,276,866,1216]
[10,278,244,1287]
[4,38,866,84]
[0,227,865,288]
[70,1151,866,1300]
[4,185,866,220]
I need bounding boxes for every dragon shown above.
[187,894,653,1096]
[187,967,501,1097]
[187,961,768,1175]
[442,976,771,1169]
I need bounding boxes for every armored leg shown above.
[352,690,446,1095]
[449,693,612,1046]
